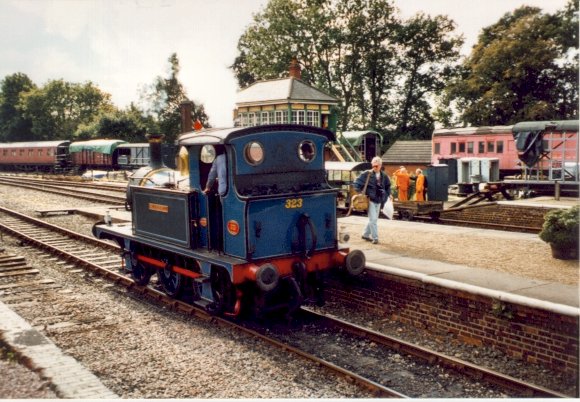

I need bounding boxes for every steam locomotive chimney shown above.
[180,101,193,133]
[289,58,302,80]
[146,133,165,170]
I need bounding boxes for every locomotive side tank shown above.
[94,124,365,317]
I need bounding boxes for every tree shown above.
[74,103,155,142]
[19,79,114,140]
[0,73,36,142]
[141,53,210,144]
[393,13,462,140]
[232,0,463,142]
[445,1,579,126]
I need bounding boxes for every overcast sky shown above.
[0,0,570,128]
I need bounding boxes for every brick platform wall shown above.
[441,204,551,232]
[326,270,579,380]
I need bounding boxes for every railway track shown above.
[0,177,125,205]
[1,174,543,233]
[0,206,569,398]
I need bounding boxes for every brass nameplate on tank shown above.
[148,203,169,213]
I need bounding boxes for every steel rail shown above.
[0,206,406,398]
[0,178,125,204]
[301,307,571,398]
[0,175,127,192]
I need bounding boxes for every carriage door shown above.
[362,133,379,162]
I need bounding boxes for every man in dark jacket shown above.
[353,156,392,244]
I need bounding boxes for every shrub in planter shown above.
[539,205,579,260]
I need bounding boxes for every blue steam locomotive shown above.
[93,125,365,317]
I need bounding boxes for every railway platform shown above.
[0,299,119,398]
[339,215,578,310]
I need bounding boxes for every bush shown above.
[539,206,579,248]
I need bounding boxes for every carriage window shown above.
[467,142,474,154]
[433,143,440,154]
[487,141,495,153]
[496,141,504,153]
[298,140,315,162]
[458,143,466,153]
[200,144,216,164]
[244,141,264,165]
[450,143,457,154]
[478,141,485,153]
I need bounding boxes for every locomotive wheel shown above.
[209,267,233,315]
[158,267,184,298]
[131,257,152,286]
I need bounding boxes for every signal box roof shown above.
[236,77,338,106]
[179,124,336,146]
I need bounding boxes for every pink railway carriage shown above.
[431,126,520,178]
[0,140,71,172]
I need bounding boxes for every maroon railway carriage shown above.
[68,139,126,170]
[0,140,71,172]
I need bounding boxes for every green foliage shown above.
[0,73,36,141]
[539,206,579,248]
[445,1,579,126]
[74,104,155,142]
[232,0,463,140]
[140,53,210,144]
[18,79,114,141]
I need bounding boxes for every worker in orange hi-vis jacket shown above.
[415,168,425,201]
[395,167,410,201]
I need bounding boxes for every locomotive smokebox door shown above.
[132,186,197,248]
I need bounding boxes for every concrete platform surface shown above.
[0,301,118,399]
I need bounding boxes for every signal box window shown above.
[458,143,466,153]
[487,141,495,153]
[275,110,288,124]
[496,141,504,153]
[450,142,457,154]
[291,110,305,125]
[478,142,485,153]
[467,142,474,154]
[306,111,319,127]
[434,142,440,154]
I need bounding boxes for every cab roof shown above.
[178,124,335,146]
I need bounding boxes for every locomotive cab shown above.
[94,125,365,318]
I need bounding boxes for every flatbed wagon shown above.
[393,200,444,221]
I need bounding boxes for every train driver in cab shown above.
[203,145,227,197]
